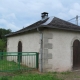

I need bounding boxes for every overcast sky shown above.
[0,0,80,31]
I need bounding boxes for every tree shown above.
[0,39,5,51]
[0,28,12,40]
[0,28,12,52]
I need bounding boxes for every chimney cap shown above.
[41,12,48,21]
[41,12,48,14]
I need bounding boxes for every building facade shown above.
[6,12,80,72]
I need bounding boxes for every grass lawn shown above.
[0,59,60,80]
[0,60,18,71]
[0,60,28,71]
[0,72,62,80]
[0,60,80,80]
[0,70,80,80]
[0,60,62,80]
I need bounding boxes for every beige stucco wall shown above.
[43,29,80,72]
[7,31,40,52]
[7,31,40,68]
[7,28,80,72]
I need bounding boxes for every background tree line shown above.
[0,28,12,52]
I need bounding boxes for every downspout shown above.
[37,27,43,72]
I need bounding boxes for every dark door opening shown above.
[73,39,80,70]
[18,41,22,63]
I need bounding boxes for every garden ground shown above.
[0,58,80,80]
[0,70,80,80]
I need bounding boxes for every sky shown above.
[0,0,80,31]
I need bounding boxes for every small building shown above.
[6,12,80,72]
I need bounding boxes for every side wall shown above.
[7,29,80,72]
[7,31,40,69]
[7,32,40,52]
[43,29,80,72]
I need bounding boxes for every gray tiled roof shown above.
[6,17,80,37]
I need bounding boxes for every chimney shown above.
[41,12,48,20]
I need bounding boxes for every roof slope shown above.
[47,17,80,31]
[6,17,80,37]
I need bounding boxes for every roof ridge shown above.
[42,16,54,25]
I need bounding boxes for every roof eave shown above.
[5,27,40,37]
[42,25,80,32]
[6,24,80,37]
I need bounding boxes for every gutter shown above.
[37,27,43,72]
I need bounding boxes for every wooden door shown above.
[18,41,22,63]
[73,40,80,69]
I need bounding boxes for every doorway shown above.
[73,39,80,70]
[18,41,22,63]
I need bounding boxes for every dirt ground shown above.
[54,70,80,80]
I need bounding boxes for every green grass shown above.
[0,71,80,80]
[0,60,18,70]
[0,73,62,80]
[0,60,27,71]
[1,59,79,80]
[0,60,62,80]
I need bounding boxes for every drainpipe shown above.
[37,28,43,72]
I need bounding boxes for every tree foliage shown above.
[0,39,5,51]
[0,28,11,40]
[0,28,12,51]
